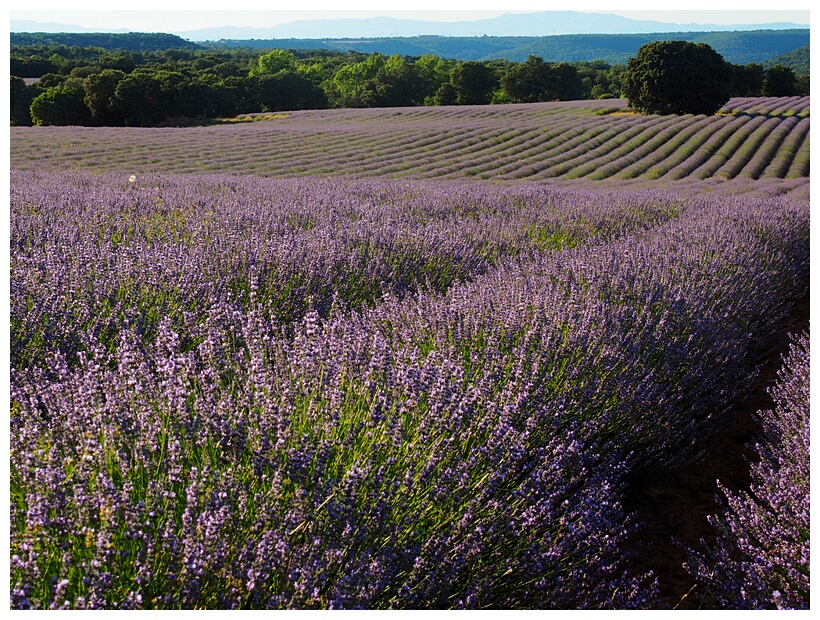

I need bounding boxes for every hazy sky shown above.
[10,1,811,32]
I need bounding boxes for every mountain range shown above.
[10,11,809,41]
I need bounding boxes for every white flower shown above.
[129,174,136,183]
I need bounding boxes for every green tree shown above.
[48,53,67,73]
[501,55,550,103]
[10,54,60,77]
[730,62,765,97]
[434,82,458,106]
[363,55,422,107]
[502,57,585,103]
[763,64,797,97]
[10,77,36,125]
[30,79,92,126]
[621,40,732,115]
[415,53,453,104]
[795,74,810,96]
[605,64,626,98]
[98,51,136,74]
[112,71,156,126]
[296,63,327,85]
[203,61,247,80]
[547,63,585,101]
[83,69,125,125]
[112,70,192,126]
[249,49,297,77]
[332,53,385,107]
[450,61,496,105]
[68,65,99,79]
[37,73,66,89]
[210,75,258,116]
[253,71,327,112]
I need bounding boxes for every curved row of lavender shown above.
[9,97,809,182]
[10,171,685,370]
[9,170,809,608]
[685,332,810,609]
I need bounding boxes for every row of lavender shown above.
[10,172,809,608]
[686,332,810,609]
[11,171,681,369]
[9,97,809,182]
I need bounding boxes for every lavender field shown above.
[9,98,810,609]
[9,97,810,182]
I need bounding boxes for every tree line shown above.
[10,44,808,127]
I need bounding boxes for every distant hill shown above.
[9,32,202,51]
[12,11,809,40]
[222,36,532,60]
[689,30,811,67]
[10,28,809,71]
[494,29,810,65]
[208,29,809,67]
[764,44,810,75]
[176,12,809,40]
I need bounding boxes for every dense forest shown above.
[10,34,809,127]
[9,32,201,51]
[11,29,809,66]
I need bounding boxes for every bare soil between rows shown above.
[623,290,810,609]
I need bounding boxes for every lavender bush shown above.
[760,117,811,179]
[10,171,682,370]
[684,332,810,609]
[9,166,809,608]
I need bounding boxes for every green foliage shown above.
[330,53,385,107]
[10,31,201,51]
[10,53,60,78]
[362,55,425,107]
[37,73,67,88]
[112,70,177,126]
[415,53,453,92]
[11,29,804,127]
[764,44,809,76]
[621,41,732,116]
[504,29,809,66]
[434,82,458,106]
[30,80,92,126]
[248,49,297,77]
[10,76,36,125]
[501,56,586,103]
[207,30,808,67]
[546,62,586,101]
[728,60,807,97]
[674,30,809,65]
[253,71,328,112]
[501,55,551,103]
[450,61,496,105]
[296,62,327,84]
[762,64,798,97]
[83,69,126,125]
[730,63,765,97]
[795,74,809,97]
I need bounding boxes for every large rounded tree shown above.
[621,40,732,116]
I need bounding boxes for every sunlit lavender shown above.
[10,98,809,181]
[9,164,809,608]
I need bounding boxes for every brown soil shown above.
[623,291,810,609]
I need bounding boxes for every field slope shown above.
[8,96,810,610]
[9,97,809,183]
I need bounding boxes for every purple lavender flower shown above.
[684,332,810,609]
